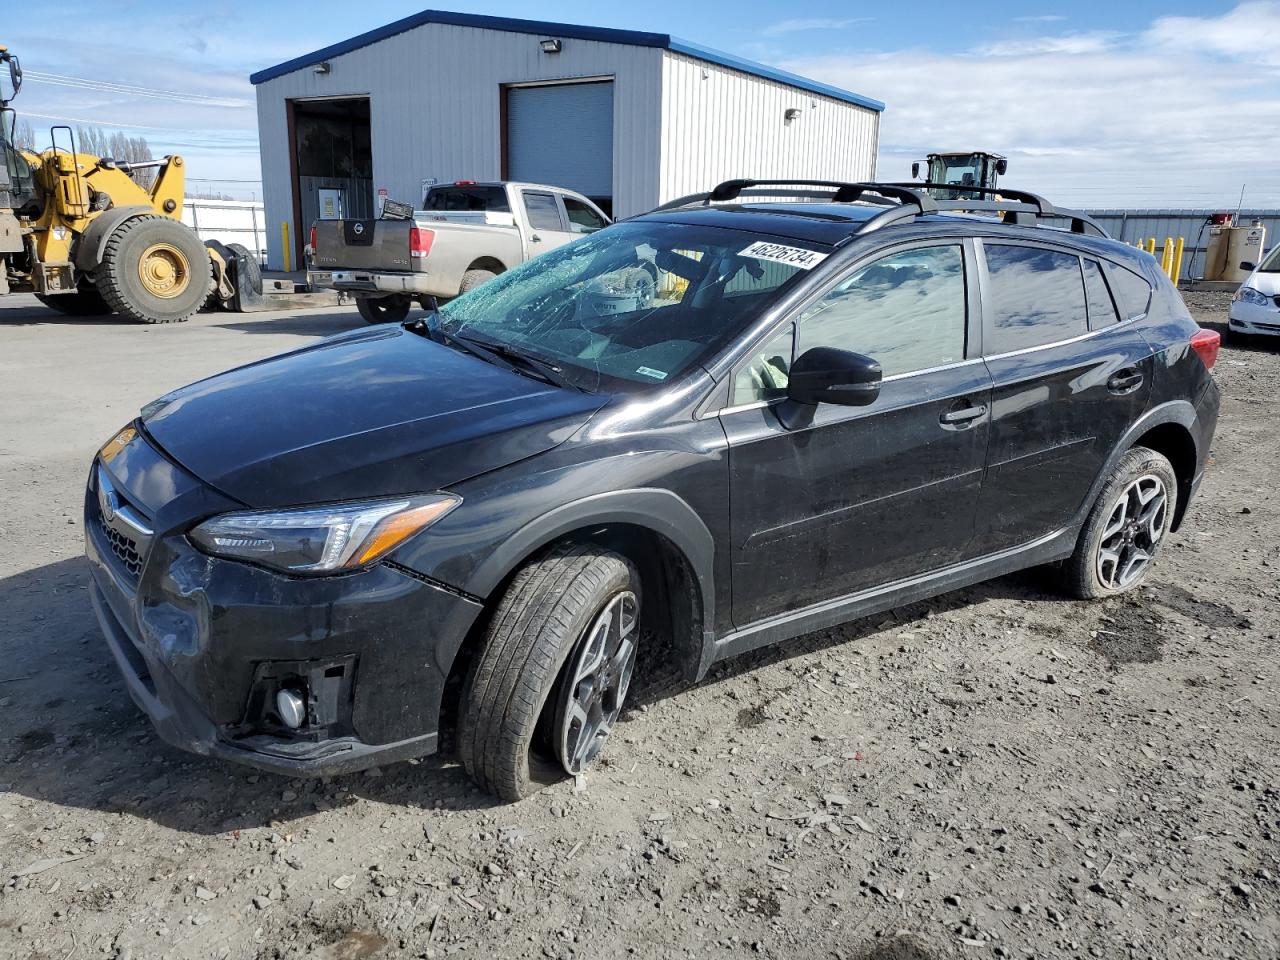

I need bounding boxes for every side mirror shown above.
[1240,261,1257,271]
[911,161,921,179]
[995,158,1008,176]
[786,347,881,407]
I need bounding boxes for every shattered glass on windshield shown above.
[436,222,823,391]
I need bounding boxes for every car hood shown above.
[142,326,607,507]
[1245,270,1280,295]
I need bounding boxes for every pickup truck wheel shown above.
[459,269,497,295]
[96,215,211,324]
[356,296,410,324]
[458,542,639,801]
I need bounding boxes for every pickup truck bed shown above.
[308,181,610,321]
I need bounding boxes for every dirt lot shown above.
[1,291,1277,960]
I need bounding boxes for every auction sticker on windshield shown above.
[739,241,828,270]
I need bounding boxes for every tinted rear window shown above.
[523,191,564,231]
[984,244,1088,353]
[423,185,510,212]
[1101,261,1152,319]
[1083,259,1120,327]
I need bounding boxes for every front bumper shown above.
[1227,299,1280,336]
[309,269,437,297]
[85,441,484,777]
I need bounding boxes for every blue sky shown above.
[10,1,1279,207]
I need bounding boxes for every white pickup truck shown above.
[307,181,611,323]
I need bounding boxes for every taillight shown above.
[409,226,434,259]
[1189,328,1220,371]
[308,224,316,252]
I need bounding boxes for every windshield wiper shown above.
[451,333,583,391]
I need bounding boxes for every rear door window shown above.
[563,197,608,234]
[983,244,1088,353]
[1082,259,1121,327]
[522,191,565,231]
[1101,261,1153,319]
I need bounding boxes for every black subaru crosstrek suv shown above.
[86,180,1220,800]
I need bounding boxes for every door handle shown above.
[530,234,542,242]
[1107,369,1144,394]
[940,402,988,425]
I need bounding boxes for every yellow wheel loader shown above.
[0,44,219,324]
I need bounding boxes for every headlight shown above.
[189,494,460,575]
[1233,286,1270,306]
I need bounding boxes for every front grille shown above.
[99,515,144,579]
[92,464,153,585]
[1256,320,1280,333]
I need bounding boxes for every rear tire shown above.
[458,542,639,801]
[226,242,263,296]
[356,296,410,324]
[35,284,110,317]
[96,215,211,324]
[1058,447,1177,600]
[459,268,497,295]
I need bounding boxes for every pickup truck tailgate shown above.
[314,219,415,271]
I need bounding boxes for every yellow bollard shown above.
[1161,237,1175,279]
[281,221,291,274]
[1145,237,1156,255]
[1172,236,1185,286]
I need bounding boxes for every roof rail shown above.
[877,182,1109,238]
[640,178,1110,239]
[646,179,939,215]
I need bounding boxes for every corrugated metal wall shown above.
[658,52,880,205]
[1087,209,1279,282]
[255,25,882,270]
[254,23,665,269]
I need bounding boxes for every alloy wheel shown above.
[554,591,638,775]
[1096,474,1167,590]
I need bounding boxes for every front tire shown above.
[1059,447,1177,599]
[35,284,110,317]
[356,295,410,324]
[458,542,639,801]
[96,215,211,324]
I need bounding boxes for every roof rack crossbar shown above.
[639,178,1109,238]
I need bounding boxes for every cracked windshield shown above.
[436,221,825,390]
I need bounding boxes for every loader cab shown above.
[0,111,36,211]
[911,151,1007,201]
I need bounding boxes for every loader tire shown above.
[97,215,211,324]
[35,284,110,317]
[226,242,263,296]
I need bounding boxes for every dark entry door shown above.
[720,241,992,626]
[969,242,1154,555]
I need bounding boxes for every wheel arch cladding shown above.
[1130,421,1198,531]
[437,489,715,733]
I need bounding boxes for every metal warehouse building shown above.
[250,10,884,270]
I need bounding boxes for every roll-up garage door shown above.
[506,81,614,211]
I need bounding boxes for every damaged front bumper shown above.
[85,436,483,777]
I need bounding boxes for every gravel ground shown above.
[1,290,1277,960]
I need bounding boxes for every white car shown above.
[1228,243,1280,340]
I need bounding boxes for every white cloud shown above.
[762,18,870,36]
[1013,15,1068,23]
[781,2,1280,207]
[1144,1,1280,67]
[975,31,1121,56]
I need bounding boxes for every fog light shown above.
[276,688,306,729]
